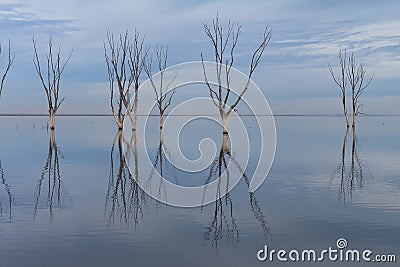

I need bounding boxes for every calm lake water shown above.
[0,116,399,266]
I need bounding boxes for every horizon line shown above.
[0,113,399,117]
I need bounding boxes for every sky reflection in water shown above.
[0,116,399,266]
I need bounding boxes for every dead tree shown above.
[0,39,14,98]
[201,15,271,135]
[104,30,148,131]
[129,30,149,131]
[329,50,373,128]
[104,30,131,130]
[33,36,71,130]
[144,44,176,132]
[346,53,373,127]
[329,49,350,127]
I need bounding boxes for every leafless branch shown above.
[346,52,373,126]
[201,14,271,133]
[0,39,15,98]
[33,36,72,129]
[105,29,148,130]
[144,44,177,129]
[329,49,350,127]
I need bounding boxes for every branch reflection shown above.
[202,134,269,249]
[146,130,171,206]
[0,160,13,222]
[34,130,71,220]
[105,130,147,229]
[334,127,366,204]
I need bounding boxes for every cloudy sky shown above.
[0,0,399,114]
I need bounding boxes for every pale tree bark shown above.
[144,44,176,132]
[329,49,350,127]
[346,53,373,127]
[104,31,131,130]
[0,39,15,98]
[104,30,148,131]
[329,50,373,128]
[128,30,149,131]
[33,36,72,130]
[201,14,271,135]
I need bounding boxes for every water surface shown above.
[0,116,399,266]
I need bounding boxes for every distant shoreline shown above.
[0,114,399,117]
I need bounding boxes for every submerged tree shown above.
[104,31,131,130]
[329,50,373,127]
[0,39,15,98]
[329,50,350,127]
[347,53,373,127]
[129,30,149,131]
[144,44,176,132]
[201,14,271,135]
[33,36,72,130]
[104,30,148,131]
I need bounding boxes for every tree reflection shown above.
[105,130,147,229]
[202,134,269,249]
[34,130,70,220]
[0,160,13,222]
[333,127,366,204]
[146,130,171,206]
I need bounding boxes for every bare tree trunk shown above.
[159,114,164,130]
[352,108,357,128]
[160,114,164,145]
[116,117,124,130]
[132,92,139,131]
[50,129,56,147]
[329,50,351,128]
[32,36,71,130]
[352,81,356,127]
[201,15,271,136]
[49,112,56,130]
[144,44,176,135]
[104,30,131,132]
[160,127,164,145]
[221,112,229,134]
[222,132,230,153]
[346,52,373,128]
[344,99,350,128]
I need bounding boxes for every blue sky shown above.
[0,0,399,114]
